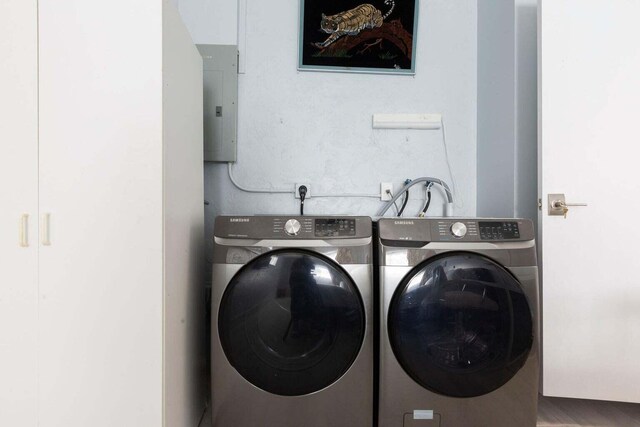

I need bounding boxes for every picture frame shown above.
[298,0,419,75]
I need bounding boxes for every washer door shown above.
[388,252,533,398]
[218,249,365,396]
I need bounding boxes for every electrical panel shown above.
[196,44,238,162]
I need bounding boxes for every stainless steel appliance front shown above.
[378,218,539,427]
[211,216,373,427]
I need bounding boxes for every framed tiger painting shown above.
[298,0,419,75]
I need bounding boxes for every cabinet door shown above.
[38,1,164,425]
[0,1,39,425]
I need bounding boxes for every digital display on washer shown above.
[315,218,356,237]
[479,221,520,240]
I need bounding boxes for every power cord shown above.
[419,182,434,217]
[397,179,411,217]
[384,189,401,216]
[298,185,308,215]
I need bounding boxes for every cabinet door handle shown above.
[41,213,51,246]
[19,214,29,247]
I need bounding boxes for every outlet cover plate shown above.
[295,183,311,199]
[381,182,393,201]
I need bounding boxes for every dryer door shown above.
[218,249,365,396]
[388,252,533,398]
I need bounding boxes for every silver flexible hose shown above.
[377,177,453,217]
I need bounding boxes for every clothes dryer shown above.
[377,218,539,427]
[211,216,373,427]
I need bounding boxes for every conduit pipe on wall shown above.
[227,162,292,194]
[227,162,378,199]
[228,163,453,216]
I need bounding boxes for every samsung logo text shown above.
[230,218,250,223]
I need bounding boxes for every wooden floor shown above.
[538,396,640,427]
[199,396,640,426]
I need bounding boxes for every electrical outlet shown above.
[381,182,393,201]
[295,183,311,199]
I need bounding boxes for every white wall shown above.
[162,1,206,424]
[175,0,477,244]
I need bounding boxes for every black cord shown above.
[298,185,308,216]
[397,179,412,217]
[397,190,409,217]
[421,188,432,216]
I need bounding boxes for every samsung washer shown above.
[377,218,539,427]
[211,215,373,427]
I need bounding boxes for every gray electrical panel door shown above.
[196,44,238,162]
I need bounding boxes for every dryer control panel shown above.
[214,216,371,239]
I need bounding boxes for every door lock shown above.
[548,194,588,218]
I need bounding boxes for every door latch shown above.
[548,194,588,218]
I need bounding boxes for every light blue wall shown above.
[476,0,538,224]
[175,0,478,245]
[477,0,516,217]
[514,0,538,226]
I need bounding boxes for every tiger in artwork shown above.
[314,0,395,49]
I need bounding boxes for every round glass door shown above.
[219,249,365,396]
[388,252,533,398]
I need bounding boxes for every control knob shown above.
[450,222,467,238]
[284,219,302,236]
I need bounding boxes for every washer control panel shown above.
[314,218,356,237]
[378,218,533,244]
[479,221,520,240]
[433,220,522,241]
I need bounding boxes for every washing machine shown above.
[211,215,373,427]
[377,218,539,427]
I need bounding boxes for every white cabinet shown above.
[0,1,205,425]
[0,1,39,425]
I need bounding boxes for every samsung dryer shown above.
[211,215,373,427]
[377,218,539,427]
